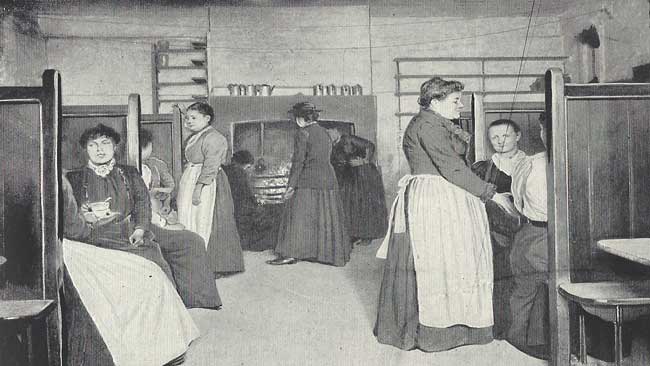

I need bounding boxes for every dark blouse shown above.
[331,134,375,167]
[471,160,512,194]
[287,123,338,190]
[62,176,92,240]
[402,109,493,199]
[65,164,152,233]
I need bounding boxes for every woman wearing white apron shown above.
[375,77,512,351]
[177,102,244,276]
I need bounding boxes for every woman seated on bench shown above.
[62,175,200,366]
[65,123,220,309]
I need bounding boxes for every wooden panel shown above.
[0,71,62,366]
[546,68,571,366]
[141,114,181,186]
[0,102,44,294]
[628,98,650,237]
[586,99,630,255]
[547,68,650,366]
[565,83,650,98]
[565,100,591,282]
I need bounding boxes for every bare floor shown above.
[185,241,547,366]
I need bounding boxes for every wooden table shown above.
[0,299,56,366]
[597,238,650,266]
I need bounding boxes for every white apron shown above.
[63,239,200,366]
[377,175,494,328]
[177,127,217,248]
[177,164,217,248]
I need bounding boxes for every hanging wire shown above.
[507,0,538,120]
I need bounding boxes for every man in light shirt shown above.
[507,113,549,359]
[472,119,527,193]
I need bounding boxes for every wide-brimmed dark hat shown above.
[288,102,322,115]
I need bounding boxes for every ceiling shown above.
[8,0,575,18]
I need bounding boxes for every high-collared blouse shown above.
[184,126,228,186]
[402,108,494,199]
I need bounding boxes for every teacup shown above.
[88,201,112,217]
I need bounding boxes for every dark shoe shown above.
[356,239,372,246]
[164,353,186,366]
[266,257,298,265]
[508,341,549,360]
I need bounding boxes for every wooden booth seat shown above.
[546,68,650,366]
[0,70,62,366]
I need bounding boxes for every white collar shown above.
[87,159,116,178]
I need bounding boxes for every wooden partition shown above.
[142,113,183,189]
[61,94,141,172]
[546,68,650,365]
[0,70,62,365]
[471,93,545,161]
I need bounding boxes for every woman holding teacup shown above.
[64,123,176,280]
[65,123,222,309]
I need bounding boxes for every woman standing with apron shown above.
[177,102,244,277]
[375,77,511,351]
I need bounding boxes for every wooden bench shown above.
[0,300,57,366]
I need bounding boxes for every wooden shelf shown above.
[153,38,208,115]
[191,41,207,49]
[395,90,543,97]
[158,66,207,70]
[396,73,544,80]
[157,48,205,54]
[394,56,567,62]
[159,82,207,87]
[159,98,206,103]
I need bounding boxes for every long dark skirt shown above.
[150,225,222,308]
[338,164,388,240]
[207,171,245,274]
[90,223,175,283]
[374,230,493,351]
[237,203,283,252]
[275,188,351,266]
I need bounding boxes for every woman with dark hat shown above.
[267,102,350,266]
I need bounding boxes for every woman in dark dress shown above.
[222,150,281,251]
[65,123,221,309]
[375,77,512,352]
[267,102,350,266]
[65,124,174,280]
[327,129,388,246]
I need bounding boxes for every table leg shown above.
[23,324,33,366]
[578,311,587,363]
[614,306,623,366]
